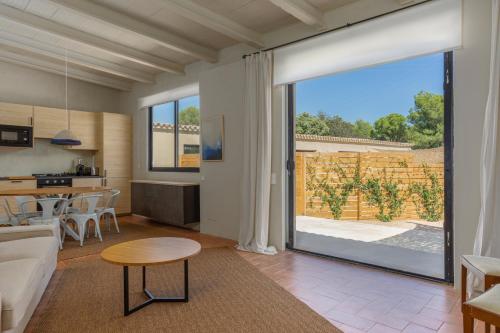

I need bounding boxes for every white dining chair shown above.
[96,189,120,233]
[62,194,102,247]
[20,197,68,250]
[3,196,39,225]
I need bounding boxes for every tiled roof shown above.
[153,123,200,133]
[296,134,413,147]
[152,123,412,147]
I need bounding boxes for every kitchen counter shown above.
[130,179,200,186]
[70,175,104,178]
[0,176,36,181]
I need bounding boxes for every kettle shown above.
[75,159,85,176]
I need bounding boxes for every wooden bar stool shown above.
[462,255,500,332]
[463,284,500,332]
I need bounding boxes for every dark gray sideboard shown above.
[131,180,200,227]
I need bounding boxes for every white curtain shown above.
[474,0,500,261]
[238,52,277,255]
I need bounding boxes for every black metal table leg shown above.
[123,260,190,316]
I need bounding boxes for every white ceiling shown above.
[0,0,360,90]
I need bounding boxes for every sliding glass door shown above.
[287,52,454,281]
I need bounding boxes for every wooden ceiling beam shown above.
[49,0,218,63]
[160,0,264,48]
[268,0,325,29]
[0,31,155,83]
[0,3,185,74]
[0,48,132,91]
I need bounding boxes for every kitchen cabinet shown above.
[33,106,68,138]
[71,177,104,211]
[0,179,37,217]
[0,102,33,127]
[66,110,99,150]
[106,178,131,214]
[97,112,132,214]
[72,177,102,187]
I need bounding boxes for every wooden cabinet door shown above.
[0,180,37,216]
[33,106,68,138]
[72,178,103,187]
[71,178,104,211]
[106,177,131,214]
[68,110,99,150]
[0,102,33,126]
[100,113,132,178]
[96,113,132,214]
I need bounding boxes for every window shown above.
[149,95,200,172]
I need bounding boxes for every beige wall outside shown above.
[152,127,200,167]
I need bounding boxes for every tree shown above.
[352,119,373,139]
[372,113,408,142]
[179,106,200,125]
[407,92,444,149]
[319,113,355,137]
[296,112,330,136]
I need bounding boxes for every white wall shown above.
[120,44,256,184]
[0,140,94,176]
[198,62,244,239]
[120,0,494,285]
[453,0,492,286]
[0,61,122,176]
[0,62,121,112]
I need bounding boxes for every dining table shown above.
[0,186,111,241]
[0,186,109,197]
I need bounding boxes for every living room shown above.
[0,0,498,332]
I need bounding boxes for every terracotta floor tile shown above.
[368,324,403,333]
[326,309,376,331]
[335,295,372,314]
[402,323,437,333]
[437,323,462,333]
[358,308,410,330]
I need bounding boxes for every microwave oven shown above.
[0,124,33,148]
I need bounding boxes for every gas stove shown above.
[32,174,73,187]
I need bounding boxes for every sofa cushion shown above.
[0,258,43,331]
[0,236,58,268]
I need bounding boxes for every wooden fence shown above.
[180,154,200,167]
[296,151,444,221]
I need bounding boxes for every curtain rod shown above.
[242,0,434,59]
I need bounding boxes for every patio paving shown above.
[295,216,444,278]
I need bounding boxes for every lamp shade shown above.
[50,129,82,146]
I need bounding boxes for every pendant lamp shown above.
[51,50,81,146]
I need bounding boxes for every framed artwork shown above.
[202,115,224,161]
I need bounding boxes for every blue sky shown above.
[152,95,200,124]
[295,53,444,124]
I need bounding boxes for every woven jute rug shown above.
[34,248,341,333]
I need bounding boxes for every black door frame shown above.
[286,52,454,283]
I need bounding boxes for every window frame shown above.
[148,98,200,173]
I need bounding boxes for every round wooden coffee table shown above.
[101,237,201,316]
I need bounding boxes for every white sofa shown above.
[0,225,59,333]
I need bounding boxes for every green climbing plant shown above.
[305,157,360,219]
[360,167,406,222]
[409,164,444,222]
